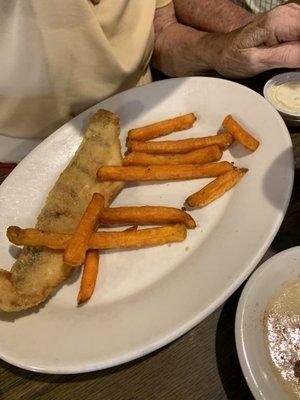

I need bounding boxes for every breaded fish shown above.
[0,109,123,312]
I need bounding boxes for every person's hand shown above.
[255,2,300,45]
[206,3,300,78]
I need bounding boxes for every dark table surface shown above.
[0,71,299,400]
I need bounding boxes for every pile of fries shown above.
[7,112,259,305]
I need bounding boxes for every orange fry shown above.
[127,133,233,154]
[222,115,259,152]
[101,206,196,229]
[63,193,104,267]
[7,224,187,250]
[7,226,69,248]
[186,168,248,208]
[97,162,233,182]
[123,146,222,166]
[127,113,196,141]
[77,249,99,305]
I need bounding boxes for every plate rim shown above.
[0,76,294,374]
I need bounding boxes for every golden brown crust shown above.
[0,109,123,312]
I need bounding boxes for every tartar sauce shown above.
[268,81,300,114]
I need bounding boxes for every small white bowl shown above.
[235,247,300,400]
[263,72,300,126]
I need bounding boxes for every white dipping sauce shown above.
[268,81,300,114]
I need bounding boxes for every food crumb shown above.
[294,360,300,378]
[181,206,187,211]
[185,246,189,252]
[168,244,172,247]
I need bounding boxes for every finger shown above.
[258,41,300,69]
[266,21,300,45]
[265,4,300,44]
[283,2,300,9]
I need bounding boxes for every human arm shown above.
[173,0,255,33]
[151,2,300,78]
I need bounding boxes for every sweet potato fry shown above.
[101,206,196,228]
[97,162,233,182]
[123,146,222,166]
[186,168,248,208]
[79,209,125,304]
[127,133,233,154]
[3,227,80,249]
[222,115,259,152]
[63,193,104,267]
[77,249,99,305]
[7,224,187,250]
[7,226,69,248]
[127,113,196,141]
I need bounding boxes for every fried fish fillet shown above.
[0,109,123,312]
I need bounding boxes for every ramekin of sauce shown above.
[264,72,300,126]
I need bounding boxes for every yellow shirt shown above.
[0,0,171,139]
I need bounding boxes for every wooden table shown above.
[0,71,299,400]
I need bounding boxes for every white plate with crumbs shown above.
[235,247,300,400]
[0,77,294,374]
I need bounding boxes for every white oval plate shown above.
[235,247,300,400]
[0,77,294,374]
